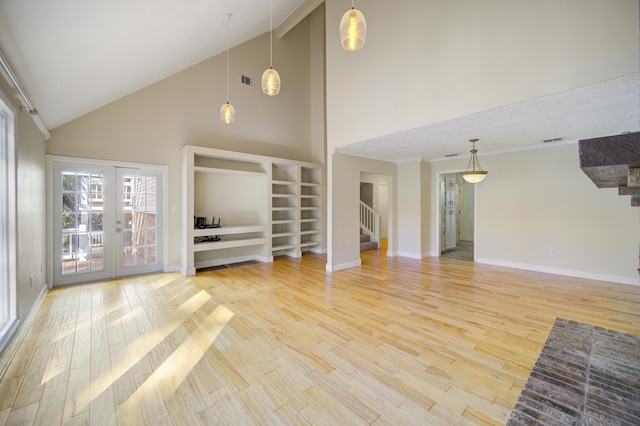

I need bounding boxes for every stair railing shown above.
[360,201,381,244]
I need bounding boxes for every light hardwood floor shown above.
[1,251,638,425]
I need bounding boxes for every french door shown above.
[52,161,164,286]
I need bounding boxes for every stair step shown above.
[360,234,370,243]
[360,241,378,251]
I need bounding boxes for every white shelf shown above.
[272,244,297,251]
[300,218,319,223]
[194,166,266,177]
[272,179,296,186]
[272,219,296,225]
[301,182,320,187]
[300,241,321,248]
[272,207,296,212]
[301,207,321,211]
[272,232,296,238]
[192,225,266,237]
[272,194,296,198]
[300,230,320,236]
[193,237,267,252]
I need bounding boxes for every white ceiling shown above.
[0,0,313,129]
[0,0,638,162]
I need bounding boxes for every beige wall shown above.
[47,13,322,269]
[431,143,640,284]
[0,80,47,328]
[325,0,639,150]
[397,161,423,258]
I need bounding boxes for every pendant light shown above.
[340,0,367,51]
[220,14,235,124]
[262,0,281,96]
[462,139,488,183]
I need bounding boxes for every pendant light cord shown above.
[225,14,230,102]
[269,0,273,68]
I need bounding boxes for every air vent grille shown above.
[241,75,253,87]
[543,137,563,143]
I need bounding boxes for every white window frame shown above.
[0,90,17,353]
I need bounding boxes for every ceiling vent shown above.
[241,75,253,87]
[543,137,564,143]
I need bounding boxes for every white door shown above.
[443,176,457,251]
[459,182,474,241]
[52,162,163,285]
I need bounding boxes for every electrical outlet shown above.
[551,249,557,256]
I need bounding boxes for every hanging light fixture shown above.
[462,139,488,184]
[220,14,235,124]
[340,0,367,51]
[262,0,281,96]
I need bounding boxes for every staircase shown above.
[360,232,378,251]
[359,201,381,251]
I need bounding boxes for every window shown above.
[0,94,17,351]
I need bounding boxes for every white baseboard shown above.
[396,251,429,260]
[476,257,640,287]
[164,264,181,273]
[194,255,271,271]
[178,266,195,276]
[306,247,327,254]
[326,259,361,272]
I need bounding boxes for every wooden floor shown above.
[1,251,638,425]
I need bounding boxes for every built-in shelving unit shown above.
[181,146,322,276]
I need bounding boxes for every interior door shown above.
[52,161,163,285]
[443,175,457,251]
[459,182,474,241]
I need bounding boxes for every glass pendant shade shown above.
[262,67,280,96]
[340,7,367,51]
[462,171,488,184]
[462,139,488,184]
[220,102,235,124]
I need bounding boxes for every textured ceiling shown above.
[0,0,311,129]
[336,73,640,162]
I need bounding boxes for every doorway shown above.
[51,159,165,285]
[359,173,390,252]
[439,173,474,261]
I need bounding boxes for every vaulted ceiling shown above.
[0,0,315,129]
[1,0,638,162]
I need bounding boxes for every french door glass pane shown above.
[61,171,105,275]
[122,175,157,267]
